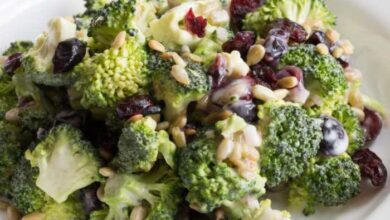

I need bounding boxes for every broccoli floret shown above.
[73,36,149,110]
[100,165,183,220]
[25,124,101,203]
[151,53,210,121]
[243,0,336,35]
[0,121,23,197]
[111,116,176,173]
[11,158,48,214]
[90,208,109,220]
[42,195,87,220]
[193,30,231,65]
[2,41,33,56]
[21,17,78,87]
[258,101,323,188]
[0,74,17,118]
[332,104,365,154]
[88,0,157,49]
[85,0,113,14]
[222,197,291,220]
[289,154,361,215]
[178,121,266,213]
[279,45,347,107]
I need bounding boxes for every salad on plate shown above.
[0,0,388,219]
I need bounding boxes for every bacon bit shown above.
[184,8,208,38]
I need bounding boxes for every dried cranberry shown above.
[276,66,303,82]
[80,182,102,214]
[248,63,277,89]
[352,149,387,187]
[55,110,90,128]
[184,8,207,38]
[306,31,328,45]
[4,53,22,75]
[208,54,228,89]
[222,31,256,58]
[116,95,159,119]
[228,100,257,122]
[230,0,265,30]
[53,38,86,73]
[263,29,289,65]
[361,108,383,146]
[267,19,307,43]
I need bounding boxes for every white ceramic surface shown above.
[0,0,389,219]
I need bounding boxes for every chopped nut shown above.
[351,107,365,121]
[246,45,265,66]
[7,206,21,220]
[196,94,210,110]
[340,39,354,55]
[99,167,115,177]
[252,85,276,102]
[184,128,197,136]
[273,89,290,100]
[217,138,234,161]
[172,114,187,128]
[111,31,127,49]
[181,45,191,54]
[157,121,170,131]
[129,206,147,220]
[277,76,299,89]
[96,186,105,201]
[148,40,166,53]
[332,47,343,58]
[183,53,203,62]
[5,108,20,123]
[326,29,340,43]
[171,64,190,85]
[242,146,260,162]
[316,43,329,55]
[150,114,161,123]
[22,212,45,220]
[171,52,187,66]
[171,127,187,147]
[129,114,143,122]
[344,68,362,83]
[349,90,364,109]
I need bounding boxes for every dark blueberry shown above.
[116,95,158,119]
[230,0,265,30]
[306,31,328,45]
[53,38,86,73]
[222,31,256,58]
[320,116,349,155]
[228,100,257,122]
[263,30,289,65]
[54,110,90,128]
[267,18,307,43]
[361,108,383,146]
[143,105,162,115]
[248,63,277,89]
[80,182,102,214]
[208,54,228,89]
[352,149,387,187]
[4,53,22,75]
[337,56,350,68]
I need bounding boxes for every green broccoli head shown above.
[88,0,156,49]
[21,17,78,87]
[25,124,101,203]
[332,104,365,154]
[289,154,361,215]
[258,101,323,188]
[243,0,336,35]
[73,36,149,110]
[0,74,17,118]
[11,158,48,214]
[279,45,347,107]
[178,125,266,213]
[111,116,176,173]
[193,30,231,66]
[222,198,291,220]
[101,165,183,220]
[0,121,23,197]
[84,0,113,14]
[151,54,210,121]
[2,41,33,56]
[42,195,87,220]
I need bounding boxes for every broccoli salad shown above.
[0,0,388,219]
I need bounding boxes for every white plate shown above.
[0,0,389,219]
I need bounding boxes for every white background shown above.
[0,0,389,219]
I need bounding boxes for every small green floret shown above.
[279,45,347,104]
[74,37,149,109]
[2,41,33,56]
[258,101,323,188]
[178,128,266,213]
[289,155,361,215]
[26,124,100,203]
[151,54,210,121]
[111,116,176,173]
[243,0,336,35]
[332,104,365,154]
